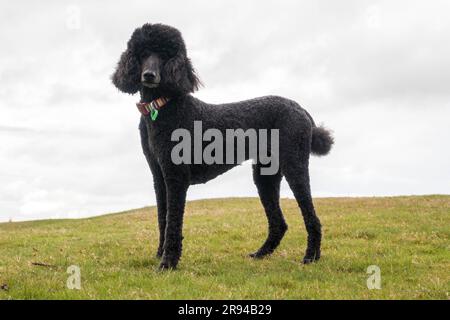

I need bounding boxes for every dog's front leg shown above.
[159,175,189,270]
[139,119,168,258]
[153,169,167,258]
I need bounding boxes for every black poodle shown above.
[112,23,334,269]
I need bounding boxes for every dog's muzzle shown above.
[141,70,160,87]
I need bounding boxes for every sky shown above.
[1,0,449,222]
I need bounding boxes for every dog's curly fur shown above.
[112,23,334,269]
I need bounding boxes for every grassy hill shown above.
[0,196,449,300]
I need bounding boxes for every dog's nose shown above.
[143,71,157,82]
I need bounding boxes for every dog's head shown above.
[112,23,200,97]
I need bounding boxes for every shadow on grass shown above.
[128,258,159,269]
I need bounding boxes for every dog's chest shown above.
[144,119,176,155]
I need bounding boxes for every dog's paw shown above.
[249,249,272,259]
[302,253,321,265]
[159,255,179,270]
[158,261,175,270]
[248,252,263,259]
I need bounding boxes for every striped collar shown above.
[136,97,170,121]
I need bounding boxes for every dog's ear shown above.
[111,47,141,94]
[162,52,201,96]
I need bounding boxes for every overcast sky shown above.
[1,0,449,222]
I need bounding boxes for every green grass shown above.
[0,196,449,299]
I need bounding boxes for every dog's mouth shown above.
[142,82,160,88]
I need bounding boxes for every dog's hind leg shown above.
[250,164,288,259]
[282,154,322,264]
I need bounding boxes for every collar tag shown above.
[150,108,159,121]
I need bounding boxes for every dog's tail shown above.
[311,126,334,156]
[304,110,334,156]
